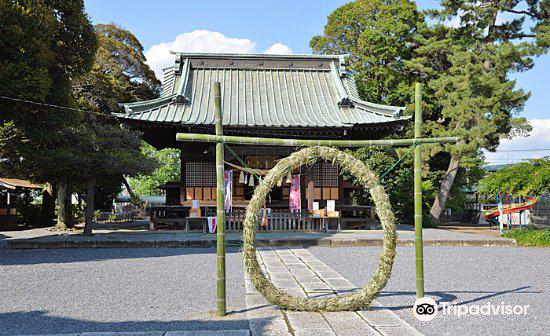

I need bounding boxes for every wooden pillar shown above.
[307,166,315,210]
[180,146,186,205]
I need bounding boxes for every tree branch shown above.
[504,9,541,19]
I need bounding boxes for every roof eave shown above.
[169,52,348,60]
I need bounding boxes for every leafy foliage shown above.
[128,143,181,196]
[311,0,424,106]
[344,147,414,224]
[0,0,97,183]
[73,23,160,112]
[478,157,550,196]
[409,25,532,157]
[428,0,549,50]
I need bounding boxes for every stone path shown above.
[2,226,516,249]
[244,247,423,336]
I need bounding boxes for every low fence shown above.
[149,207,338,232]
[226,208,323,231]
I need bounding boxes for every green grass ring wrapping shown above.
[242,146,397,311]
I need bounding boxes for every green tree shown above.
[68,123,155,234]
[310,0,425,106]
[128,143,181,196]
[71,23,160,234]
[479,157,550,196]
[73,23,160,112]
[414,0,547,220]
[429,0,549,49]
[312,0,545,223]
[0,0,97,229]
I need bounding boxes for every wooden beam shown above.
[176,133,460,147]
[307,167,315,210]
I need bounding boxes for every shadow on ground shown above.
[377,286,537,311]
[0,309,274,335]
[329,286,538,312]
[0,246,243,266]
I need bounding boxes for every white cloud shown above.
[144,30,292,79]
[264,42,294,55]
[484,119,550,165]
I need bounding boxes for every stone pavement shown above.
[1,225,517,249]
[244,247,423,336]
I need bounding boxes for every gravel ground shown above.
[0,247,249,335]
[308,245,550,336]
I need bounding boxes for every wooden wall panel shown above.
[195,187,203,200]
[186,188,194,200]
[203,187,212,200]
[330,187,339,200]
[314,187,322,199]
[322,187,331,200]
[211,187,217,200]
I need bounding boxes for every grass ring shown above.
[242,146,397,311]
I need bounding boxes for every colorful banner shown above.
[223,170,233,213]
[207,217,217,233]
[289,175,301,213]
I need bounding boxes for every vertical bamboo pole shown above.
[214,82,227,316]
[414,83,425,298]
[519,195,522,229]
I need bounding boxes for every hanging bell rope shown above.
[223,143,263,182]
[224,160,268,177]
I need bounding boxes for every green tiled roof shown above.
[117,53,408,128]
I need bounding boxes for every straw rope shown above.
[242,146,397,311]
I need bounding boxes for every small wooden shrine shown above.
[116,53,409,229]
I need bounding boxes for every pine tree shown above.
[418,0,548,220]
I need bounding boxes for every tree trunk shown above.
[65,182,74,228]
[122,176,140,204]
[84,177,95,236]
[41,182,56,227]
[430,153,462,221]
[56,181,68,231]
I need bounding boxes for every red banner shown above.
[289,175,301,213]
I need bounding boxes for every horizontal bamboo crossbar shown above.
[176,133,459,147]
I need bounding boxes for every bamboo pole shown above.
[176,133,459,147]
[414,83,425,298]
[214,82,227,316]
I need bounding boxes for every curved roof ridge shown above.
[119,95,174,111]
[351,98,405,117]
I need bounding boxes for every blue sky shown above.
[85,0,548,163]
